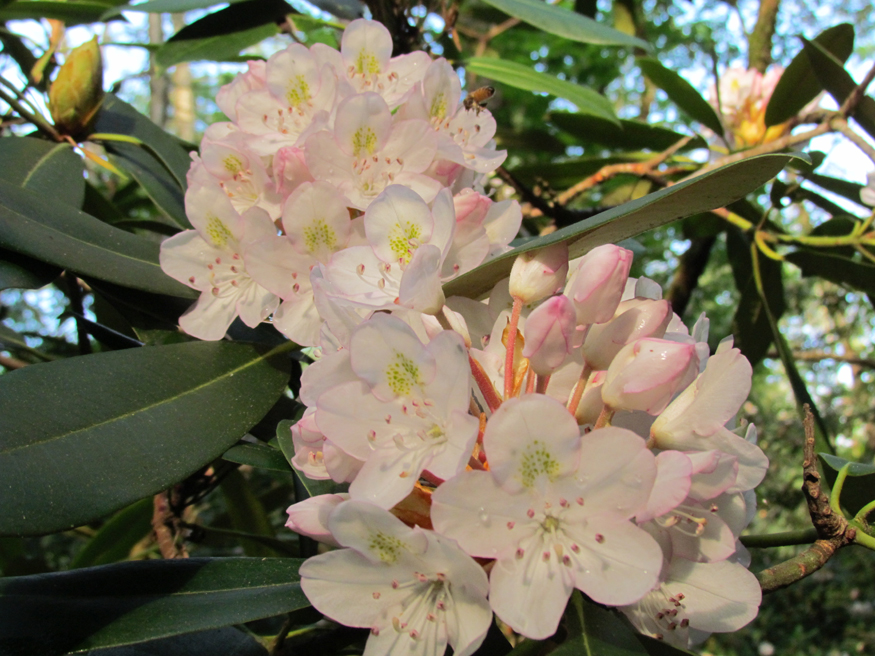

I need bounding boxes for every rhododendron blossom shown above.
[158,20,768,654]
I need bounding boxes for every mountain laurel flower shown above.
[159,182,279,341]
[300,501,492,656]
[602,339,699,415]
[565,245,633,327]
[508,242,569,304]
[521,294,577,376]
[431,395,662,640]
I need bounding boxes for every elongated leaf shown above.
[800,37,875,140]
[480,0,648,50]
[93,95,192,192]
[220,469,280,557]
[819,454,875,516]
[0,557,307,653]
[785,249,875,296]
[549,113,705,152]
[0,341,292,536]
[465,58,617,123]
[445,154,799,300]
[223,441,293,472]
[80,627,268,656]
[0,178,195,298]
[113,0,249,13]
[70,498,153,569]
[765,23,855,127]
[637,58,724,136]
[804,172,865,205]
[0,137,85,208]
[0,1,123,25]
[553,591,648,655]
[0,246,60,291]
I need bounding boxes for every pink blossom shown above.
[581,298,673,370]
[565,245,633,326]
[508,242,569,304]
[521,295,576,375]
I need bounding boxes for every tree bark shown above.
[748,0,780,72]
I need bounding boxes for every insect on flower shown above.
[463,85,495,114]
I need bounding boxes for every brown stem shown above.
[666,236,717,320]
[839,61,875,117]
[756,405,856,593]
[0,353,29,370]
[747,0,780,73]
[152,491,189,559]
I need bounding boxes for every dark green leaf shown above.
[0,246,60,291]
[800,37,875,140]
[0,137,85,208]
[112,0,249,13]
[93,95,192,192]
[635,635,696,655]
[223,441,293,472]
[0,557,307,653]
[480,0,649,50]
[510,155,646,188]
[0,178,195,298]
[785,249,875,297]
[804,172,865,205]
[819,453,875,516]
[80,627,268,656]
[0,341,292,535]
[549,113,705,152]
[465,58,617,123]
[82,183,128,226]
[445,154,799,300]
[220,469,281,557]
[765,24,855,127]
[553,591,648,655]
[157,2,282,70]
[0,27,41,88]
[637,58,724,136]
[0,1,124,24]
[70,498,153,569]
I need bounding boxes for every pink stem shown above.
[504,296,524,400]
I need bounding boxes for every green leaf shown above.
[223,441,293,472]
[70,498,154,569]
[0,557,307,653]
[93,95,192,193]
[819,453,875,516]
[0,137,85,208]
[0,178,195,298]
[465,58,617,123]
[800,37,875,140]
[113,0,249,13]
[480,0,649,50]
[0,1,124,25]
[803,172,865,205]
[220,469,281,557]
[785,249,875,297]
[765,23,855,127]
[77,627,268,656]
[553,591,648,655]
[637,57,724,136]
[549,113,705,152]
[0,246,60,291]
[444,153,799,300]
[156,0,288,69]
[0,341,292,536]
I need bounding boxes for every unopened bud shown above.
[582,298,672,370]
[522,295,576,375]
[48,36,104,136]
[508,242,568,304]
[565,245,633,326]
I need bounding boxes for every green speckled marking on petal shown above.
[356,50,381,75]
[352,127,378,157]
[385,350,421,396]
[388,221,422,264]
[368,531,408,563]
[286,75,312,107]
[519,439,560,488]
[222,153,245,176]
[205,214,234,248]
[429,92,448,121]
[303,218,337,253]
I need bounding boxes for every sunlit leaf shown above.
[637,57,724,136]
[819,453,875,516]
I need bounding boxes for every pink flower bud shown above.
[574,369,606,426]
[522,295,576,375]
[508,242,569,303]
[565,245,633,326]
[453,189,491,226]
[582,298,672,370]
[602,338,699,415]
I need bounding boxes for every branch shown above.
[747,0,780,73]
[152,491,189,559]
[839,61,875,117]
[755,405,856,593]
[0,353,29,370]
[764,350,875,369]
[0,85,61,141]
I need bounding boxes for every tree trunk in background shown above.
[148,13,167,128]
[169,14,195,143]
[748,0,780,72]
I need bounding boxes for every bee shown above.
[463,86,495,114]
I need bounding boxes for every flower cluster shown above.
[709,66,787,148]
[160,20,768,656]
